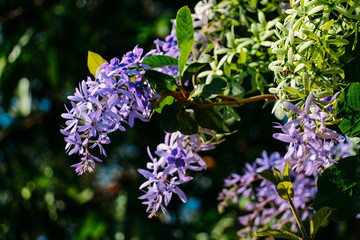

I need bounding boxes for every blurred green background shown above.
[0,0,359,239]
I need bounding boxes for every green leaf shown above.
[258,171,277,185]
[256,229,300,240]
[160,102,181,133]
[194,107,223,131]
[308,5,324,15]
[142,55,178,68]
[310,206,332,240]
[345,83,360,110]
[189,84,205,99]
[154,95,175,114]
[183,54,213,78]
[159,101,198,135]
[183,62,210,76]
[190,79,227,100]
[201,43,215,55]
[144,69,177,92]
[201,78,227,98]
[301,29,319,41]
[176,6,195,77]
[87,51,107,78]
[273,167,283,183]
[276,181,294,200]
[313,155,360,221]
[283,161,290,181]
[198,53,214,63]
[178,110,198,135]
[284,86,306,98]
[334,83,360,137]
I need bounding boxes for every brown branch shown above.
[197,94,277,109]
[162,90,200,107]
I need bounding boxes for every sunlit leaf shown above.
[283,161,290,181]
[273,167,283,183]
[155,95,175,114]
[87,51,107,78]
[276,181,294,200]
[176,6,195,77]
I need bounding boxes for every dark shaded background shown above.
[0,0,359,239]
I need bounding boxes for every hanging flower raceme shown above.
[218,134,356,238]
[61,46,159,175]
[138,131,216,218]
[273,92,341,175]
[218,151,317,239]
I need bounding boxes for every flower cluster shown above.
[217,125,355,238]
[138,131,216,218]
[61,46,159,175]
[60,2,215,176]
[218,151,317,238]
[273,93,341,175]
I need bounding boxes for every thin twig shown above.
[197,94,277,109]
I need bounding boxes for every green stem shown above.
[288,197,309,240]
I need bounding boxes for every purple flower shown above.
[218,151,317,238]
[61,46,159,174]
[71,152,103,175]
[138,130,217,217]
[154,22,179,59]
[167,148,186,168]
[273,93,341,175]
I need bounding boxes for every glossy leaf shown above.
[159,101,198,135]
[144,69,177,92]
[183,55,213,77]
[176,6,194,77]
[201,78,227,98]
[194,107,223,131]
[142,55,178,68]
[160,102,181,133]
[276,181,294,200]
[334,83,360,137]
[155,95,175,114]
[273,167,283,183]
[178,110,199,135]
[258,171,277,185]
[313,155,360,221]
[283,161,290,181]
[344,82,360,110]
[310,206,332,240]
